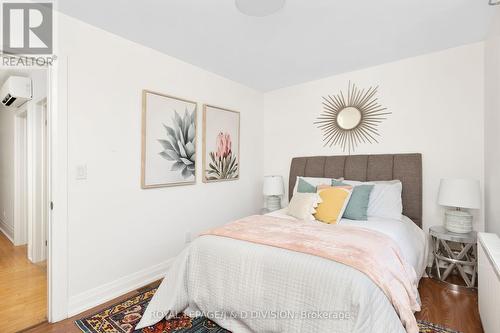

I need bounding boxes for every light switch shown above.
[76,164,87,180]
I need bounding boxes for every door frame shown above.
[40,99,49,262]
[44,6,69,320]
[27,97,49,263]
[13,108,28,246]
[47,53,69,322]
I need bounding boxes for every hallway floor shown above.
[0,231,47,333]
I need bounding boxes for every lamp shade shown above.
[263,175,284,196]
[437,178,481,209]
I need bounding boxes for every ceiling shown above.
[56,0,495,91]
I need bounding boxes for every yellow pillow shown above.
[314,186,352,224]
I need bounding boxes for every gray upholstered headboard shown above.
[289,154,422,228]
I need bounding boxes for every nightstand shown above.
[429,225,477,288]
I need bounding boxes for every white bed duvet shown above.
[136,212,428,333]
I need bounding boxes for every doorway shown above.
[0,68,50,332]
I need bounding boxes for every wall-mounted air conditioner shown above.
[0,76,33,109]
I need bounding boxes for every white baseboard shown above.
[68,258,174,317]
[0,217,14,243]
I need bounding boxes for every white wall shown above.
[263,43,485,233]
[485,8,500,236]
[56,14,264,306]
[30,70,48,102]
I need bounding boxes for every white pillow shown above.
[287,192,322,221]
[342,180,403,220]
[292,176,344,194]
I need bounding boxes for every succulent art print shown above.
[141,90,198,189]
[158,109,196,179]
[206,132,238,180]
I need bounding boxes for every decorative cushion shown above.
[297,178,317,193]
[287,192,322,221]
[293,176,343,195]
[342,180,403,220]
[314,186,352,224]
[332,180,374,220]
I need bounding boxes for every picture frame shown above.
[202,104,240,183]
[141,90,197,188]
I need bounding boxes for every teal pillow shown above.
[331,180,374,220]
[297,178,317,193]
[331,179,345,186]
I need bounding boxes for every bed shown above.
[136,153,427,333]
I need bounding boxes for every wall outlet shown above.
[185,231,192,244]
[76,164,87,180]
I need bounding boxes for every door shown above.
[29,98,48,263]
[14,109,28,246]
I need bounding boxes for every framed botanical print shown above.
[141,90,197,188]
[202,104,240,182]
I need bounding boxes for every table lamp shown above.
[263,175,284,212]
[437,178,481,233]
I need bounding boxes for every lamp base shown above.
[265,195,282,212]
[444,209,473,234]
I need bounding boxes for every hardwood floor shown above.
[23,277,482,333]
[0,232,47,333]
[416,277,483,333]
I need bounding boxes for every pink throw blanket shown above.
[201,215,420,333]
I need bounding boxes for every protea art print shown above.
[158,109,196,179]
[206,132,239,180]
[202,104,240,183]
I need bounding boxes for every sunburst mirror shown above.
[315,82,391,154]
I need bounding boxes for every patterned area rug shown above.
[75,287,460,333]
[417,321,460,333]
